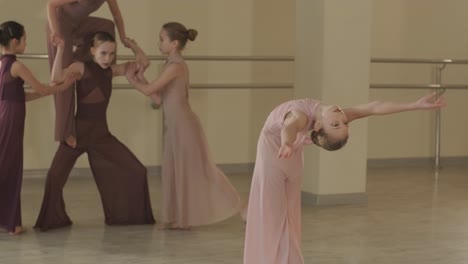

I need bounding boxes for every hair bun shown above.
[187,29,198,41]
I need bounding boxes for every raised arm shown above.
[106,0,128,46]
[278,110,309,159]
[50,42,84,84]
[343,92,446,123]
[47,0,76,44]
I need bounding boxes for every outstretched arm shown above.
[343,92,446,123]
[278,110,309,159]
[11,62,78,101]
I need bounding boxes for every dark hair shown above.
[90,31,115,47]
[0,21,25,47]
[311,129,348,151]
[162,22,197,50]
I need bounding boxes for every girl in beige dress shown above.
[126,22,241,230]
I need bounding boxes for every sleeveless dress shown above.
[244,98,319,264]
[160,54,241,227]
[0,55,25,232]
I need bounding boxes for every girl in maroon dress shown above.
[34,31,155,231]
[0,20,76,235]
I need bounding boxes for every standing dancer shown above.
[0,21,76,235]
[35,31,155,231]
[126,22,241,230]
[243,93,446,263]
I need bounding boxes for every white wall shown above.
[2,0,467,170]
[370,0,468,159]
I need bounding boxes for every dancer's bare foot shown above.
[168,225,191,231]
[9,226,25,235]
[157,223,171,230]
[158,223,191,230]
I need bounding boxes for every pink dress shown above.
[243,98,319,264]
[160,54,241,227]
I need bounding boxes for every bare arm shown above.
[344,92,447,123]
[278,110,309,159]
[50,44,84,83]
[25,91,43,102]
[11,61,77,98]
[126,63,180,96]
[106,0,127,45]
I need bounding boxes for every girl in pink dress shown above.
[0,20,77,235]
[46,0,146,146]
[125,22,241,230]
[244,93,446,263]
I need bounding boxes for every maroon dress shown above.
[47,0,115,141]
[0,54,25,232]
[34,60,155,231]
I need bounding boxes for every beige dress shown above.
[160,54,241,227]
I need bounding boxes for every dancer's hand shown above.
[50,31,64,47]
[125,62,139,80]
[121,36,130,48]
[150,93,162,106]
[54,37,65,49]
[65,135,77,149]
[278,143,293,159]
[414,92,447,110]
[121,36,134,48]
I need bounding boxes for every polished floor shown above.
[2,165,468,264]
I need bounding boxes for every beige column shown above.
[295,0,372,205]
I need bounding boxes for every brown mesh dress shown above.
[0,55,25,233]
[34,60,155,231]
[46,0,115,141]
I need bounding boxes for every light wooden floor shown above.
[2,165,468,263]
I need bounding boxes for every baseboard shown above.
[301,191,368,206]
[22,157,468,179]
[23,163,256,178]
[367,156,468,168]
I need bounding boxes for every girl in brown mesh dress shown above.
[126,22,242,230]
[0,21,76,235]
[34,32,155,231]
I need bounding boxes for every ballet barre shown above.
[370,57,468,169]
[112,83,293,90]
[372,58,468,65]
[18,54,295,62]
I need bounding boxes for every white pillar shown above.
[295,0,372,205]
